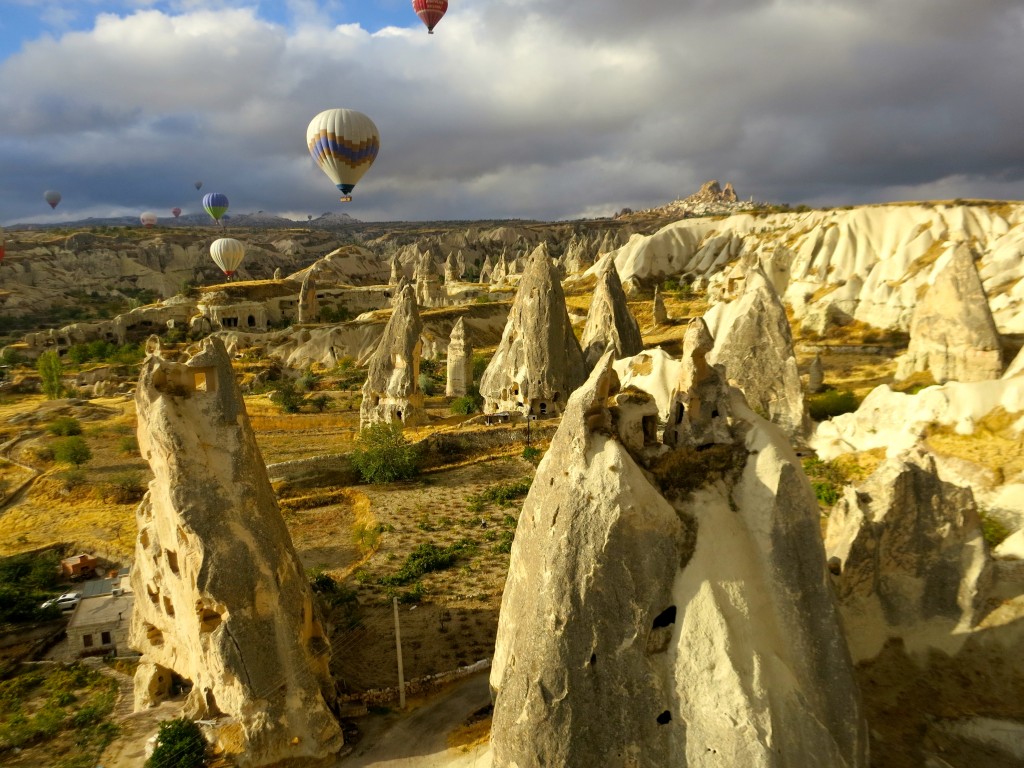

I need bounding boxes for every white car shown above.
[41,592,81,612]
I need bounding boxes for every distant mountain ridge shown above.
[9,210,359,231]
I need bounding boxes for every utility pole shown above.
[393,597,406,709]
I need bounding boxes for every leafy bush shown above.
[351,422,421,484]
[118,436,139,455]
[806,389,860,421]
[802,457,849,508]
[309,393,332,412]
[37,350,64,400]
[55,469,87,490]
[53,436,91,466]
[100,472,146,504]
[379,540,474,586]
[269,379,306,413]
[146,717,208,768]
[308,568,358,609]
[979,511,1011,548]
[450,395,479,415]
[521,446,542,464]
[47,417,82,436]
[467,478,533,512]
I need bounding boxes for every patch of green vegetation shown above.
[146,717,208,768]
[0,550,62,626]
[807,389,860,421]
[0,662,119,765]
[380,540,475,586]
[37,351,64,399]
[802,456,850,508]
[521,446,542,464]
[99,472,146,504]
[332,356,367,390]
[351,422,421,484]
[52,436,91,466]
[466,478,533,512]
[47,417,82,437]
[979,510,1011,549]
[65,340,144,367]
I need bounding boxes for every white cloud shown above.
[2,0,1024,225]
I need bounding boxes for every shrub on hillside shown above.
[37,351,64,400]
[47,416,82,437]
[146,717,208,768]
[351,422,421,484]
[806,389,860,421]
[53,436,91,466]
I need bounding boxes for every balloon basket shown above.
[339,196,353,203]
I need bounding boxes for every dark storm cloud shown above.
[1,0,1023,225]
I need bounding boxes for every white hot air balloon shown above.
[210,237,246,279]
[140,211,158,228]
[306,108,380,202]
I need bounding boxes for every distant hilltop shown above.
[8,210,359,231]
[622,179,763,221]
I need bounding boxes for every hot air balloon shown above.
[140,211,158,228]
[306,108,380,202]
[0,226,5,264]
[412,0,447,33]
[172,207,182,218]
[210,237,245,278]
[202,192,229,224]
[44,190,61,209]
[194,181,203,190]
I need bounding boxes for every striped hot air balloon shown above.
[202,192,229,223]
[210,237,245,278]
[306,108,380,202]
[140,211,158,228]
[412,0,447,33]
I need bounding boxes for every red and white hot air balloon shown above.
[412,0,447,33]
[171,207,182,218]
[210,237,245,278]
[140,211,158,228]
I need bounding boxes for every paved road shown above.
[338,671,493,768]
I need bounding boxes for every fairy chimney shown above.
[129,337,343,766]
[444,251,460,284]
[580,260,644,369]
[479,247,587,417]
[445,317,473,398]
[297,269,319,324]
[490,341,868,767]
[653,285,669,325]
[360,284,426,428]
[389,254,402,286]
[414,250,446,308]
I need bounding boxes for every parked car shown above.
[41,592,81,612]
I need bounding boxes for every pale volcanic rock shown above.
[414,250,447,308]
[825,449,992,661]
[705,267,808,436]
[808,353,825,393]
[580,260,644,369]
[360,284,425,428]
[895,242,1003,383]
[478,248,586,416]
[297,269,319,324]
[445,317,473,398]
[444,251,461,284]
[389,254,402,286]
[612,347,682,421]
[652,284,668,325]
[129,337,342,766]
[490,343,867,768]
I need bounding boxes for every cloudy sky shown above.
[2,0,1023,225]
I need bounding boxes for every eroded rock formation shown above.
[445,317,472,398]
[825,448,992,661]
[490,328,868,767]
[360,284,425,428]
[297,269,319,324]
[129,337,342,766]
[652,285,668,325]
[580,260,644,369]
[895,242,1003,383]
[705,266,808,436]
[479,247,586,416]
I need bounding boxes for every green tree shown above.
[37,350,64,399]
[146,717,208,768]
[351,421,421,484]
[269,379,306,413]
[53,436,92,466]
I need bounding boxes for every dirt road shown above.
[338,671,493,768]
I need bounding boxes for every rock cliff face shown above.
[580,260,644,369]
[825,449,992,661]
[479,247,586,416]
[895,242,1003,383]
[129,337,342,766]
[705,266,808,436]
[360,284,425,428]
[490,327,868,768]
